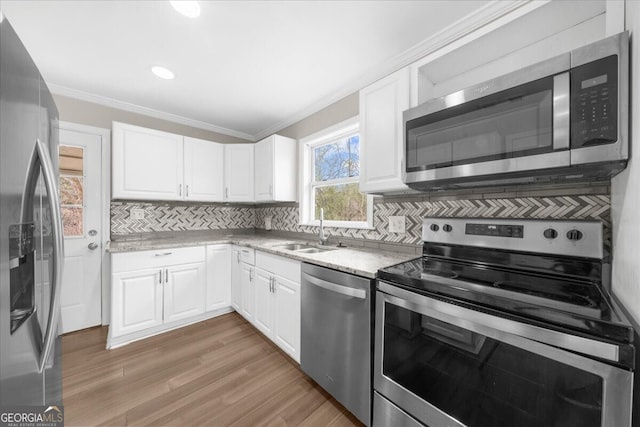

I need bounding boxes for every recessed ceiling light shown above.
[170,1,201,18]
[151,66,175,80]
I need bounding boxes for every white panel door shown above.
[59,126,103,334]
[359,68,410,193]
[184,137,224,202]
[273,276,301,362]
[205,245,231,312]
[164,262,206,323]
[254,137,273,201]
[112,268,163,336]
[112,122,183,200]
[224,144,254,202]
[253,268,274,338]
[240,263,255,323]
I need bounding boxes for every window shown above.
[300,117,373,228]
[59,145,85,237]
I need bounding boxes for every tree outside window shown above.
[300,117,372,228]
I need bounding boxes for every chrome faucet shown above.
[318,208,329,245]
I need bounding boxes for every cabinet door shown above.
[359,68,410,193]
[240,264,255,323]
[230,248,242,312]
[111,268,163,336]
[273,276,301,362]
[253,268,274,338]
[224,144,254,202]
[112,122,183,200]
[184,137,224,202]
[164,262,206,323]
[254,137,274,201]
[205,245,231,312]
[254,135,297,202]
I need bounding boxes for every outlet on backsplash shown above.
[130,208,145,220]
[389,216,406,234]
[264,215,273,230]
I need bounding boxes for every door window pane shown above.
[59,145,84,237]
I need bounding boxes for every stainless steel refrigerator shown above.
[0,13,64,406]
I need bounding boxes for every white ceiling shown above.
[1,0,493,140]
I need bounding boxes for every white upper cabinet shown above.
[184,137,224,202]
[359,68,411,194]
[254,135,297,202]
[112,122,183,200]
[112,122,224,202]
[224,143,254,202]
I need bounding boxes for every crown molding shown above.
[256,0,546,140]
[49,84,256,141]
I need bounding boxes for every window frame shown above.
[299,116,374,229]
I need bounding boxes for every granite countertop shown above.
[108,232,418,278]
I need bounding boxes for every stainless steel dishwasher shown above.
[301,263,375,426]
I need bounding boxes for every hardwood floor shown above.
[62,313,363,426]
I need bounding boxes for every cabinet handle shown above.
[270,277,274,293]
[165,268,168,283]
[155,252,173,257]
[237,252,240,264]
[269,184,272,195]
[179,184,182,197]
[249,269,253,282]
[225,187,229,199]
[186,184,189,197]
[159,269,163,284]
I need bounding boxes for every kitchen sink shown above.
[273,243,337,253]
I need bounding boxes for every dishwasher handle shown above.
[302,272,366,299]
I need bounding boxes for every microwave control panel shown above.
[571,55,618,148]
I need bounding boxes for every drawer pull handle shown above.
[155,252,173,257]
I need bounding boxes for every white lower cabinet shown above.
[109,246,232,348]
[111,268,164,336]
[254,251,301,362]
[240,262,255,323]
[206,245,231,312]
[164,262,206,323]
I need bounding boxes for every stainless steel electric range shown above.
[374,217,635,427]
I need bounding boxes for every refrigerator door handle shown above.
[22,139,65,373]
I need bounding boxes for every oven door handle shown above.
[378,281,620,363]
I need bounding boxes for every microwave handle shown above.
[553,72,570,151]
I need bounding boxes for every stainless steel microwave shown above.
[403,32,629,191]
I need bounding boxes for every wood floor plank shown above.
[62,312,362,427]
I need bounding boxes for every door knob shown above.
[88,242,99,250]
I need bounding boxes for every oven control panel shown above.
[422,218,603,259]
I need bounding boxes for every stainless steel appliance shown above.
[403,32,629,190]
[374,218,635,427]
[1,14,64,406]
[301,263,374,425]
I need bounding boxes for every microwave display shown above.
[571,55,618,148]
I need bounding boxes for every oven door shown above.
[374,281,633,427]
[403,54,570,188]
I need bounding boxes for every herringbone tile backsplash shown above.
[112,190,611,248]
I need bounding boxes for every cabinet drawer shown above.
[256,251,301,283]
[112,246,205,273]
[235,246,255,265]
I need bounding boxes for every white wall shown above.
[611,0,640,324]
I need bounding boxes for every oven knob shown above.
[566,229,583,241]
[443,224,452,232]
[543,228,558,239]
[430,224,439,232]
